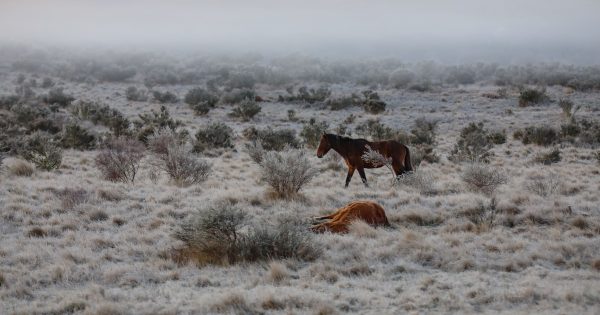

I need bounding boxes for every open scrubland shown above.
[1,48,599,314]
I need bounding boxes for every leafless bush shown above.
[461,163,507,195]
[161,144,212,187]
[526,173,562,197]
[259,149,318,198]
[95,138,145,184]
[396,170,436,195]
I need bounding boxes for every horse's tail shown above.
[404,145,413,172]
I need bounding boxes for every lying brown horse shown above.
[316,133,412,187]
[312,201,390,233]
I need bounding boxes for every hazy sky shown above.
[1,0,600,62]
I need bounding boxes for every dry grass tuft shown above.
[265,261,290,284]
[571,216,589,229]
[210,292,256,314]
[348,220,378,238]
[55,188,89,209]
[89,209,109,221]
[26,227,47,238]
[7,159,35,177]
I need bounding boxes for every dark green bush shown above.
[185,88,218,115]
[326,94,361,110]
[534,149,561,165]
[70,101,131,137]
[61,123,96,150]
[279,86,331,104]
[43,88,74,107]
[194,122,234,152]
[355,119,399,141]
[126,86,148,101]
[361,90,387,114]
[229,98,261,121]
[300,118,328,148]
[450,122,494,162]
[243,127,300,151]
[488,131,507,145]
[134,106,183,143]
[21,133,62,171]
[517,126,559,146]
[152,90,178,104]
[411,118,437,145]
[220,89,256,105]
[518,87,548,107]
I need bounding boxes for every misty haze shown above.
[1,1,599,314]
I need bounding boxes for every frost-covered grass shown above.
[1,72,600,314]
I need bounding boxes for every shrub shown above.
[229,98,261,121]
[243,127,300,151]
[461,163,507,195]
[220,89,256,105]
[152,90,178,103]
[41,77,55,88]
[245,141,265,164]
[279,86,331,104]
[238,219,320,262]
[410,145,439,168]
[517,126,559,146]
[61,123,96,150]
[287,109,297,122]
[526,173,561,197]
[411,118,437,145]
[361,90,387,114]
[518,87,548,107]
[21,133,62,171]
[161,144,212,186]
[534,149,561,165]
[326,94,361,110]
[450,122,494,163]
[462,198,499,227]
[559,99,579,122]
[174,203,318,265]
[174,202,247,264]
[488,131,506,145]
[125,86,148,101]
[300,118,328,148]
[396,170,436,195]
[43,88,74,107]
[134,106,183,143]
[95,138,145,183]
[70,101,131,136]
[98,67,136,82]
[147,129,187,156]
[259,149,318,199]
[194,122,234,152]
[595,151,600,164]
[355,119,400,141]
[185,88,218,115]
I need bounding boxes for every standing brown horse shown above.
[316,133,412,187]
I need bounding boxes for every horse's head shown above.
[316,133,331,158]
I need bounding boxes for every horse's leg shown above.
[345,166,355,188]
[358,167,368,187]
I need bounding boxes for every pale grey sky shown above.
[1,0,599,62]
